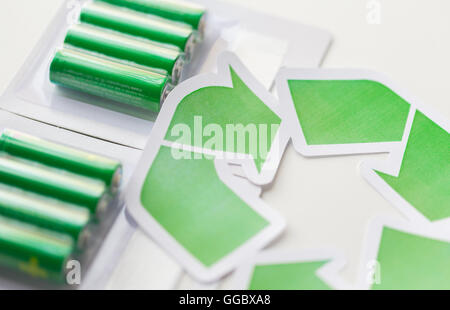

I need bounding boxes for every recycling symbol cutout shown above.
[126,53,450,288]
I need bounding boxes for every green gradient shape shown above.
[288,79,411,145]
[372,227,450,290]
[376,111,450,221]
[165,66,281,172]
[249,261,331,290]
[140,146,269,267]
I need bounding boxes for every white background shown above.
[0,0,449,289]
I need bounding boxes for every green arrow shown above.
[248,260,331,290]
[140,146,269,267]
[376,111,450,221]
[372,227,450,290]
[287,79,411,145]
[165,66,281,172]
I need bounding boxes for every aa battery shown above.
[80,2,195,54]
[50,48,171,113]
[0,184,92,249]
[0,129,122,193]
[98,0,207,32]
[0,155,109,216]
[0,215,74,282]
[64,24,184,83]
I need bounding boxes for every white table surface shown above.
[0,0,448,289]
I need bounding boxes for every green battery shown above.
[97,0,207,31]
[0,129,122,193]
[50,48,171,113]
[64,24,184,83]
[80,1,196,55]
[0,184,92,249]
[0,215,74,282]
[0,154,109,216]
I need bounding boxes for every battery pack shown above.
[0,129,126,283]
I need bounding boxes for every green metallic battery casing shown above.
[0,129,122,193]
[0,154,109,216]
[0,184,92,249]
[50,48,171,113]
[98,0,207,31]
[65,24,184,83]
[0,215,74,282]
[80,1,195,54]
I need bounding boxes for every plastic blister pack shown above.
[0,0,331,149]
[0,110,142,289]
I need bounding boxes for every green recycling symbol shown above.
[127,53,450,288]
